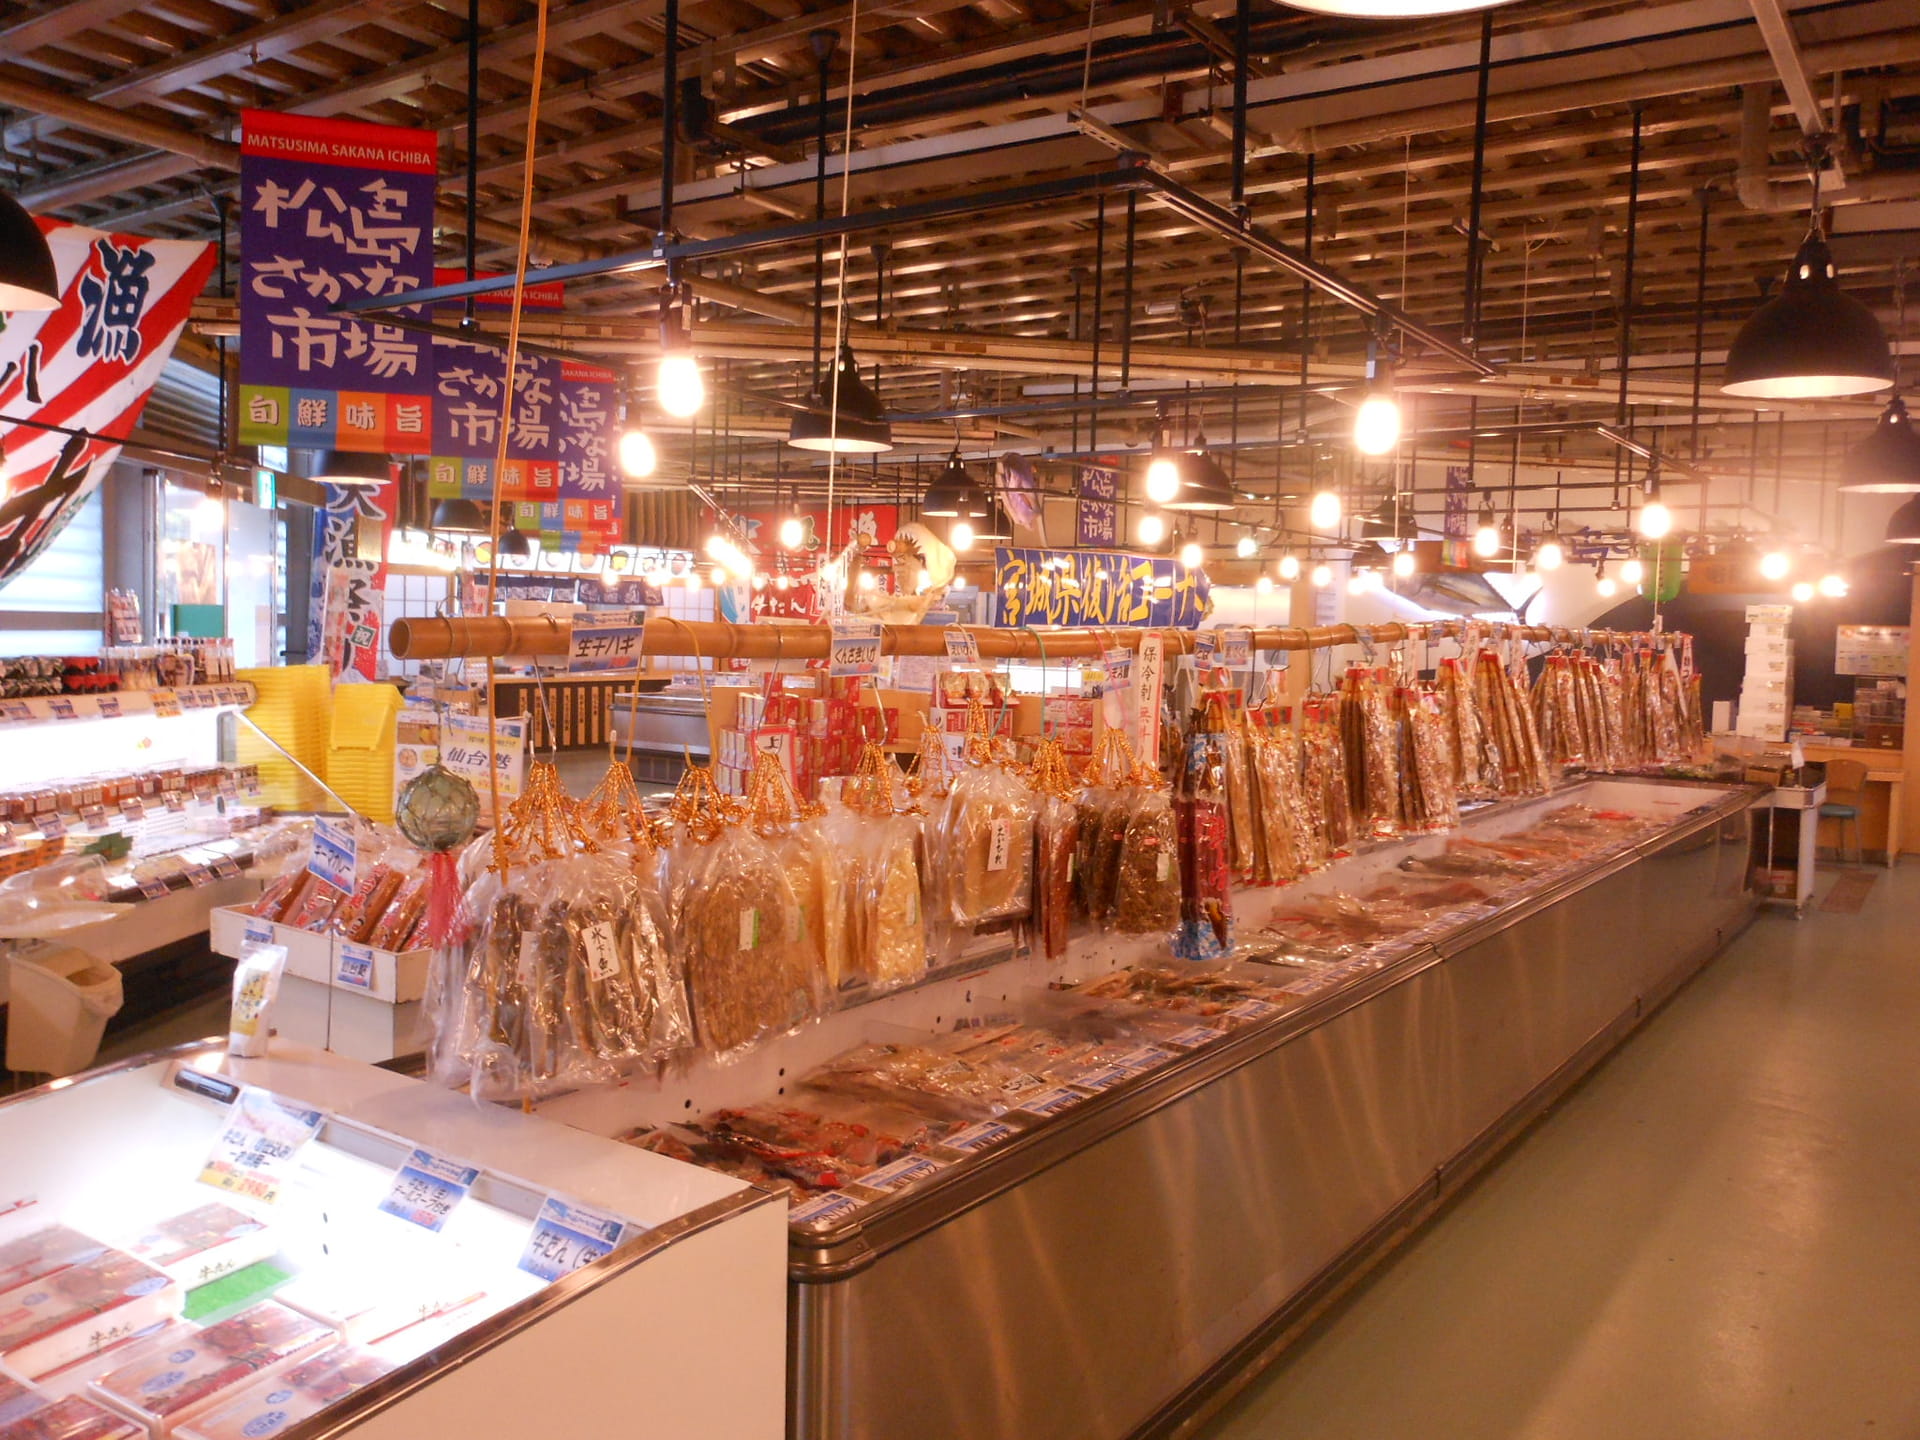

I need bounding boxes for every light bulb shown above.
[1597,573,1618,598]
[1638,500,1672,540]
[1310,562,1332,588]
[779,515,804,549]
[1353,393,1402,456]
[1534,538,1564,572]
[1179,541,1204,569]
[1759,549,1791,581]
[1145,456,1181,505]
[857,570,878,592]
[1620,557,1644,586]
[657,351,704,417]
[751,574,767,590]
[1791,581,1815,603]
[1473,523,1501,558]
[683,570,702,591]
[1138,512,1166,545]
[1818,572,1848,598]
[775,574,791,591]
[1392,548,1416,577]
[951,519,975,552]
[1236,533,1257,559]
[1309,490,1341,530]
[1255,574,1273,594]
[1278,553,1301,582]
[617,428,656,479]
[708,564,727,586]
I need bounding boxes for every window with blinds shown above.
[0,490,105,657]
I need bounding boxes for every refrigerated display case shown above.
[0,1042,787,1440]
[532,774,1757,1440]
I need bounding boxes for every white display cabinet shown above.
[0,1041,787,1440]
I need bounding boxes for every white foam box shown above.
[0,1254,181,1380]
[206,909,428,1007]
[1745,631,1790,654]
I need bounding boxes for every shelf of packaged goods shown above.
[0,683,255,728]
[0,787,270,865]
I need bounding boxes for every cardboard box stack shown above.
[1737,604,1793,741]
[716,675,898,799]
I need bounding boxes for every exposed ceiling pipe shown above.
[1736,83,1799,214]
[1745,0,1845,189]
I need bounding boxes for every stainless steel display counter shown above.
[610,688,710,784]
[785,777,1758,1440]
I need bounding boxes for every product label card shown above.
[789,1191,866,1228]
[1163,1025,1225,1049]
[943,628,981,667]
[1014,1085,1085,1118]
[581,923,619,982]
[243,920,275,950]
[120,799,144,820]
[96,696,122,719]
[379,1149,481,1232]
[1113,1045,1175,1075]
[139,879,171,901]
[986,818,1012,872]
[198,1087,325,1206]
[184,865,213,888]
[1219,628,1252,667]
[307,815,357,892]
[37,816,65,840]
[213,857,241,880]
[856,1155,947,1194]
[1226,997,1283,1021]
[1193,631,1218,660]
[46,697,76,721]
[568,611,647,674]
[518,1196,632,1282]
[150,690,181,718]
[1278,974,1330,996]
[1072,1065,1132,1093]
[82,806,109,830]
[739,908,761,952]
[829,619,882,677]
[335,942,375,990]
[941,1119,1018,1155]
[0,700,32,721]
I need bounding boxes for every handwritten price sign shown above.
[517,1196,633,1282]
[380,1149,481,1232]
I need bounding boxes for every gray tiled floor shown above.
[1198,864,1920,1440]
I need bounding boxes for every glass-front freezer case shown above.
[0,1042,787,1440]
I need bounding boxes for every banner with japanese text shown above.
[237,110,437,452]
[1076,466,1119,548]
[0,219,214,591]
[423,270,622,550]
[309,483,391,681]
[993,547,1210,628]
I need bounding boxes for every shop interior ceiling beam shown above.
[1746,0,1846,189]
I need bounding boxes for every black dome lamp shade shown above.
[311,449,392,487]
[431,496,488,534]
[921,452,974,517]
[1723,232,1894,400]
[1839,394,1920,493]
[0,191,60,312]
[787,346,894,453]
[1163,441,1239,512]
[494,528,533,559]
[1885,494,1920,545]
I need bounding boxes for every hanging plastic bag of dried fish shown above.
[828,742,929,995]
[741,749,833,1018]
[1028,736,1081,960]
[937,694,1036,929]
[1073,726,1137,926]
[666,763,810,1061]
[1173,700,1232,960]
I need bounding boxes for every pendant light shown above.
[922,450,975,516]
[1532,531,1564,572]
[1235,533,1258,559]
[1723,141,1893,400]
[431,496,488,534]
[1636,469,1673,540]
[972,497,1013,543]
[311,450,392,487]
[1138,512,1167,545]
[1759,547,1793,580]
[1277,552,1301,582]
[0,191,60,311]
[1885,494,1920,544]
[787,345,894,453]
[1359,495,1417,541]
[1790,580,1815,603]
[1353,331,1401,456]
[495,528,533,560]
[1472,497,1501,557]
[656,281,705,419]
[1843,395,1920,493]
[1144,448,1182,506]
[1308,490,1341,530]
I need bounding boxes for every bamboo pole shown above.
[389,615,1663,664]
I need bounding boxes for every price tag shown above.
[517,1196,632,1282]
[738,908,761,952]
[789,1191,866,1228]
[1279,974,1331,996]
[581,922,620,982]
[1225,997,1282,1022]
[829,619,882,678]
[151,689,182,718]
[243,919,275,950]
[37,815,65,840]
[1072,1064,1132,1093]
[81,805,109,831]
[1219,628,1252,667]
[307,815,357,892]
[1193,631,1218,661]
[120,798,145,821]
[46,697,77,721]
[96,695,122,718]
[184,865,213,889]
[1113,1044,1175,1075]
[335,942,375,990]
[1098,648,1132,696]
[855,1155,947,1195]
[379,1149,480,1232]
[748,726,795,792]
[985,818,1012,873]
[218,775,238,799]
[213,857,242,880]
[198,1087,325,1206]
[942,1119,1018,1155]
[182,689,210,710]
[568,612,648,674]
[1014,1085,1084,1119]
[138,879,171,901]
[0,700,31,722]
[943,628,981,667]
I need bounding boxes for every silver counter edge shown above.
[787,779,1759,1440]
